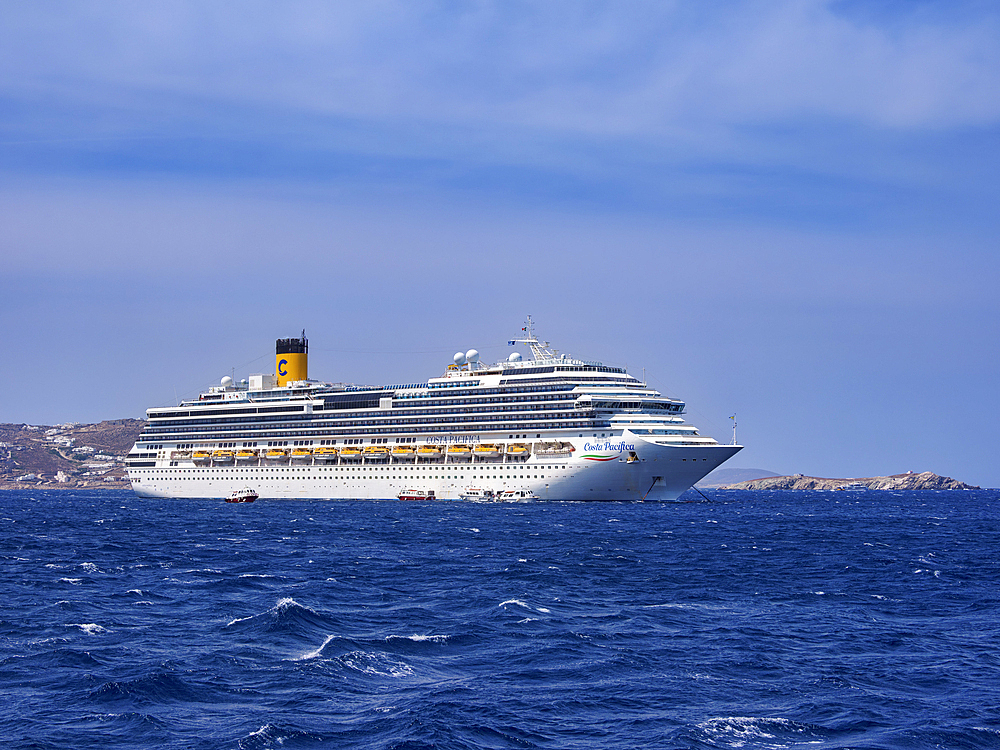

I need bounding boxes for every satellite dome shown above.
[508,352,522,362]
[465,349,479,364]
[453,352,467,366]
[221,376,233,387]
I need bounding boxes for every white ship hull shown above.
[131,436,739,502]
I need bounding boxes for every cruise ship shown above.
[127,320,741,501]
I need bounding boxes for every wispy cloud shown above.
[3,1,998,140]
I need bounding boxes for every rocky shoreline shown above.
[723,471,979,491]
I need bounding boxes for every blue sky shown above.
[2,1,998,486]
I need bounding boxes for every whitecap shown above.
[698,716,822,748]
[59,578,82,584]
[68,623,106,635]
[294,634,337,661]
[80,562,99,573]
[386,634,448,643]
[340,650,414,678]
[499,599,530,609]
[238,574,275,579]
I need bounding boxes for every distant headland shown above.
[704,470,980,491]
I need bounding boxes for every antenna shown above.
[509,315,558,361]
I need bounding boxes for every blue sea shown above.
[2,489,1000,750]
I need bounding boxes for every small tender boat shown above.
[363,445,389,459]
[212,449,235,464]
[398,488,436,501]
[416,445,442,458]
[340,446,363,460]
[498,489,538,502]
[193,450,212,464]
[447,444,473,458]
[236,449,259,463]
[171,450,193,461]
[460,487,495,502]
[506,443,530,458]
[226,487,258,503]
[391,445,416,459]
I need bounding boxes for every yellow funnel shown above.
[276,331,308,386]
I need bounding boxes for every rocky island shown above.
[723,471,979,491]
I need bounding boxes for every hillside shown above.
[0,419,145,487]
[724,471,979,491]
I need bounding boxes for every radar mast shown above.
[509,315,559,361]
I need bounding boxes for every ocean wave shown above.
[239,723,326,750]
[696,716,832,748]
[385,634,449,643]
[90,670,208,706]
[339,650,414,678]
[67,623,106,635]
[226,597,334,634]
[293,633,338,661]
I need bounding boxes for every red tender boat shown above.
[226,487,258,503]
[397,489,435,501]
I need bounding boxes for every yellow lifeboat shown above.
[506,443,530,457]
[193,450,211,464]
[473,443,502,458]
[447,444,472,458]
[314,446,339,462]
[391,445,415,456]
[340,446,362,460]
[212,449,235,464]
[265,448,289,463]
[290,447,313,464]
[416,444,442,458]
[235,449,259,462]
[363,445,389,458]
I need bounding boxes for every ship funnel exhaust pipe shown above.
[276,330,308,386]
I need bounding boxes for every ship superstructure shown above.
[127,320,741,501]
